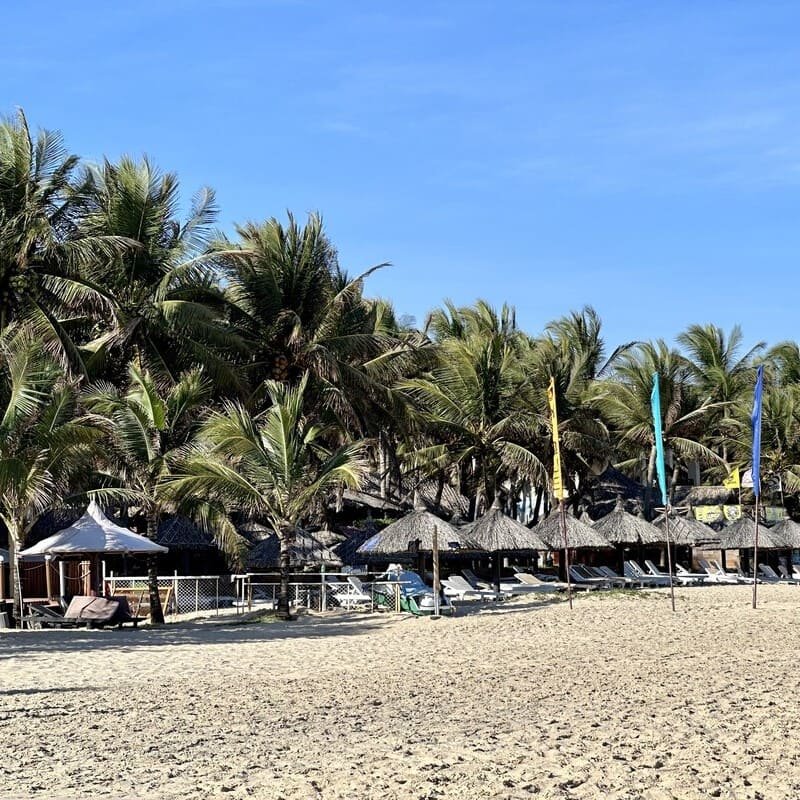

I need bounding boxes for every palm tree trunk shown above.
[146,511,165,625]
[276,525,295,620]
[7,520,23,627]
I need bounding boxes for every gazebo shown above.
[591,498,664,571]
[460,498,549,590]
[356,499,465,573]
[768,518,800,549]
[533,510,611,580]
[653,513,718,547]
[20,501,167,599]
[714,517,782,550]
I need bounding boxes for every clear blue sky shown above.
[3,1,799,350]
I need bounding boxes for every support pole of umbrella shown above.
[663,505,676,612]
[559,499,573,610]
[0,554,5,604]
[58,560,66,604]
[44,555,53,601]
[752,496,761,609]
[432,525,441,618]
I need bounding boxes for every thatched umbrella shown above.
[460,499,548,590]
[768,518,800,548]
[714,517,783,550]
[653,513,718,547]
[533,511,611,549]
[592,498,663,545]
[356,499,463,563]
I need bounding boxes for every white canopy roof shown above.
[19,502,168,558]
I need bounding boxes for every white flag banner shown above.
[741,468,754,488]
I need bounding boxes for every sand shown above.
[2,585,800,800]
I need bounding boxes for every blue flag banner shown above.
[650,372,669,506]
[751,364,764,498]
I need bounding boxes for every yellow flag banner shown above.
[547,377,567,500]
[723,469,740,490]
[693,505,724,523]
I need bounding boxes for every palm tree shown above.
[163,374,367,619]
[78,156,244,387]
[399,317,545,519]
[217,213,416,431]
[594,340,724,514]
[0,110,129,373]
[0,326,99,620]
[678,324,764,463]
[83,363,216,623]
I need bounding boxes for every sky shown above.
[3,1,799,351]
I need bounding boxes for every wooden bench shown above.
[108,587,175,618]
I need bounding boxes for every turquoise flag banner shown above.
[751,364,764,498]
[650,372,669,506]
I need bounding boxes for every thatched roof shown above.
[247,529,342,569]
[672,485,738,507]
[156,516,216,549]
[356,502,464,557]
[653,513,718,546]
[533,510,612,550]
[342,475,469,519]
[461,500,548,552]
[711,517,783,550]
[591,498,664,545]
[333,523,378,565]
[584,466,645,517]
[768,518,800,548]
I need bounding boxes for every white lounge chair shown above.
[698,559,740,584]
[569,565,613,589]
[624,560,670,587]
[514,572,572,591]
[590,565,635,587]
[711,559,754,584]
[778,565,800,583]
[759,564,799,584]
[645,559,704,586]
[676,563,709,582]
[334,576,373,609]
[443,574,502,600]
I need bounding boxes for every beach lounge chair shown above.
[710,559,754,584]
[514,573,571,591]
[27,596,120,628]
[569,565,613,589]
[497,575,561,595]
[645,559,704,586]
[698,559,740,584]
[335,576,373,609]
[676,563,709,582]
[759,564,798,584]
[443,574,502,600]
[461,569,496,592]
[778,565,800,583]
[591,565,637,587]
[441,577,484,601]
[109,595,148,627]
[623,561,670,587]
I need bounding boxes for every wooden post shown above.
[0,554,5,602]
[559,500,573,610]
[45,555,53,601]
[432,525,441,618]
[58,560,66,604]
[752,496,761,609]
[663,506,676,612]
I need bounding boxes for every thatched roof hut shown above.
[591,498,664,545]
[710,517,783,550]
[461,499,548,552]
[356,501,464,558]
[653,513,718,546]
[247,529,342,569]
[156,516,216,549]
[768,518,800,548]
[533,511,612,550]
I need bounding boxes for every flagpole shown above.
[559,497,573,610]
[663,504,676,612]
[752,494,760,609]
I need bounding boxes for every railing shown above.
[105,572,403,616]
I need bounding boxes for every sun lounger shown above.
[441,577,484,601]
[623,560,670,587]
[27,596,121,628]
[443,574,502,600]
[710,559,753,584]
[792,565,800,581]
[591,565,638,587]
[461,569,496,592]
[569,565,613,589]
[645,559,704,586]
[698,559,740,584]
[778,565,800,583]
[676,563,709,582]
[759,564,799,584]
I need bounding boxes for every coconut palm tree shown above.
[77,156,244,387]
[678,324,764,463]
[217,213,415,432]
[82,363,217,623]
[594,340,724,514]
[399,319,545,519]
[163,374,367,619]
[0,110,129,373]
[0,326,100,621]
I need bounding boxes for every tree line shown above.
[2,109,798,617]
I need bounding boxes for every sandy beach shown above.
[2,586,800,800]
